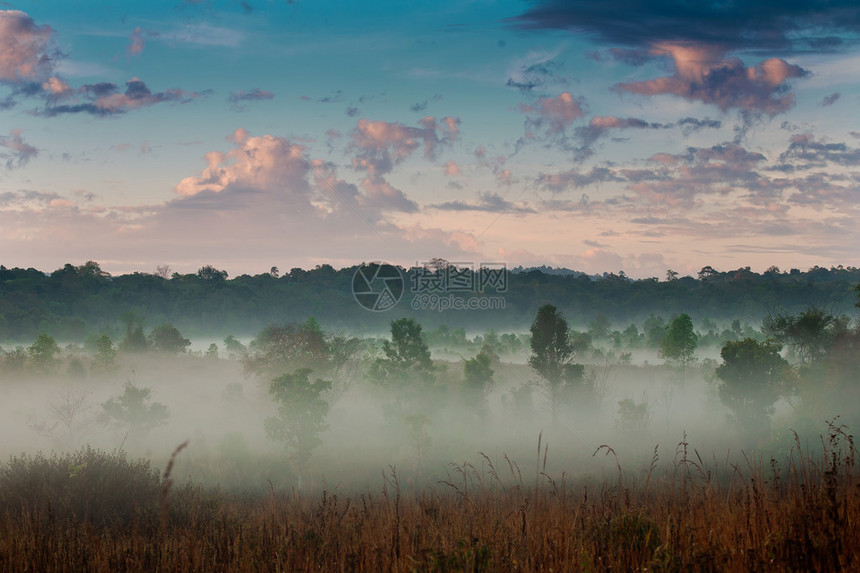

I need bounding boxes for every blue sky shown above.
[1,0,859,277]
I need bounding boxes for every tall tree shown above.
[763,307,847,367]
[715,338,794,437]
[148,323,191,354]
[91,334,117,373]
[463,351,494,411]
[28,333,61,372]
[264,368,331,489]
[660,313,698,368]
[100,382,169,438]
[372,317,435,388]
[528,304,585,412]
[196,265,228,281]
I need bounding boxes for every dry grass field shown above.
[1,421,857,572]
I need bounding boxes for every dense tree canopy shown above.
[715,338,794,435]
[0,263,858,342]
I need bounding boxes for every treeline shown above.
[0,260,858,341]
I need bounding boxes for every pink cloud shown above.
[0,10,57,84]
[176,128,420,216]
[175,128,310,197]
[347,116,459,212]
[45,77,204,116]
[358,177,419,213]
[496,168,515,186]
[444,160,460,176]
[615,43,807,114]
[42,76,71,98]
[127,27,145,57]
[519,91,585,135]
[0,129,37,169]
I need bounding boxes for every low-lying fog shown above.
[0,328,834,496]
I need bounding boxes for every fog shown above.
[1,320,843,498]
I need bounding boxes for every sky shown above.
[0,0,859,278]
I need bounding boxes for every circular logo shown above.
[352,262,404,311]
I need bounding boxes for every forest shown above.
[0,263,859,569]
[0,260,858,341]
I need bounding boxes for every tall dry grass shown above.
[1,421,858,571]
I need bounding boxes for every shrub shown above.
[0,446,160,528]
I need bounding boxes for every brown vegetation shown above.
[1,421,858,572]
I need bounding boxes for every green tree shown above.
[369,318,438,450]
[660,313,698,368]
[588,313,612,340]
[91,335,117,373]
[372,317,435,388]
[205,343,219,359]
[528,304,586,412]
[244,319,363,401]
[763,308,847,367]
[28,333,61,372]
[463,351,494,410]
[643,314,667,348]
[715,338,793,436]
[197,264,228,281]
[243,318,327,375]
[100,382,169,437]
[119,311,147,353]
[147,323,190,354]
[223,335,246,359]
[264,368,331,488]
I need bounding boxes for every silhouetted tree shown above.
[197,265,228,281]
[264,368,330,488]
[100,382,169,437]
[91,335,117,372]
[463,351,494,411]
[28,334,61,372]
[148,323,191,354]
[715,338,793,436]
[372,317,435,388]
[528,304,586,412]
[660,313,698,368]
[119,311,147,353]
[763,307,847,367]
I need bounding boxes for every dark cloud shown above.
[227,88,275,111]
[519,92,586,140]
[779,133,860,167]
[614,45,808,115]
[43,78,204,117]
[317,90,343,103]
[0,189,59,207]
[506,51,567,93]
[537,167,621,192]
[83,82,119,98]
[0,129,37,169]
[430,191,535,214]
[677,117,722,136]
[410,100,428,112]
[574,116,671,157]
[819,92,841,106]
[590,47,652,66]
[345,106,359,117]
[510,0,860,52]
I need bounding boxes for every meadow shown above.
[1,304,858,571]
